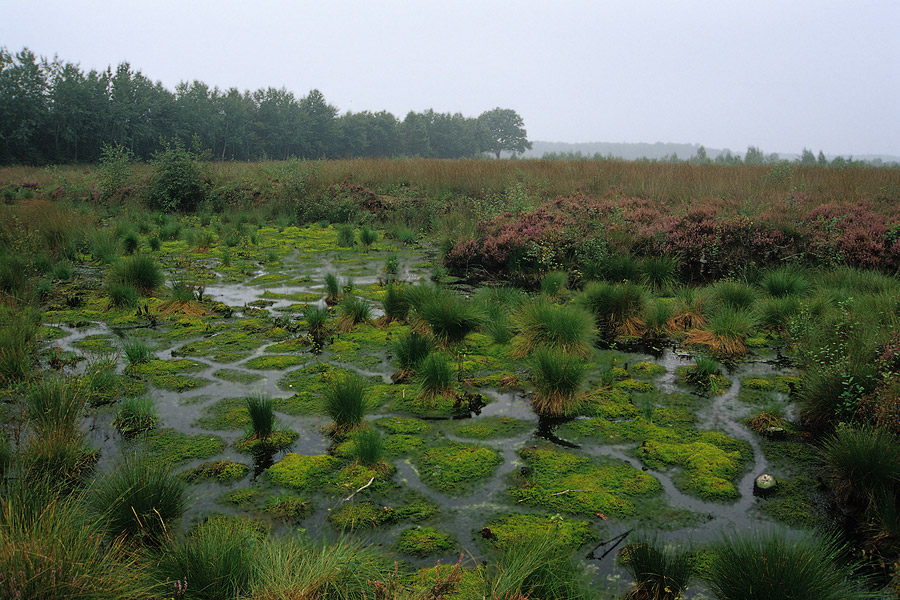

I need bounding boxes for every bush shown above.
[98,142,134,200]
[145,142,206,212]
[91,455,186,543]
[108,255,163,296]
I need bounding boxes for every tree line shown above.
[0,47,531,165]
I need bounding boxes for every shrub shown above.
[530,347,586,416]
[98,142,134,200]
[155,518,260,600]
[145,142,206,213]
[417,352,455,402]
[108,255,163,296]
[323,373,368,434]
[91,455,186,543]
[113,397,158,437]
[510,298,595,358]
[704,528,873,600]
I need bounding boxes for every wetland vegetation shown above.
[1,157,900,598]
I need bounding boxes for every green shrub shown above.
[98,142,134,200]
[145,142,206,213]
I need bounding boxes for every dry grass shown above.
[683,329,747,358]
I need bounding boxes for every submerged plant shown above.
[530,347,586,416]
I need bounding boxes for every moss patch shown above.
[396,526,456,557]
[71,334,119,355]
[415,442,503,495]
[383,434,426,457]
[219,488,263,506]
[756,476,824,528]
[509,445,660,517]
[575,387,638,420]
[452,416,531,440]
[175,331,266,363]
[181,460,249,484]
[261,493,310,519]
[266,453,337,491]
[212,368,264,385]
[194,396,251,430]
[243,354,307,370]
[628,362,666,378]
[485,513,595,550]
[374,416,432,435]
[234,430,299,454]
[137,429,226,464]
[328,501,392,531]
[615,378,655,393]
[638,438,746,501]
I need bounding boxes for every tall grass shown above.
[123,338,153,365]
[820,424,900,509]
[619,536,694,600]
[351,428,384,466]
[710,279,758,311]
[760,265,810,298]
[487,529,590,600]
[578,281,646,338]
[155,518,261,600]
[640,256,680,293]
[113,397,158,436]
[324,272,342,304]
[0,479,158,600]
[90,455,186,543]
[323,373,368,434]
[337,295,372,332]
[415,290,482,346]
[510,298,595,358]
[530,347,586,416]
[704,528,874,600]
[393,331,433,374]
[25,376,85,437]
[380,284,411,322]
[0,306,39,384]
[108,254,163,296]
[540,270,568,298]
[247,394,276,440]
[417,352,455,402]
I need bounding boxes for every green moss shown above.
[374,416,433,435]
[181,460,249,484]
[260,290,321,302]
[452,416,531,440]
[396,526,455,557]
[615,378,655,393]
[194,397,251,430]
[138,429,226,464]
[265,338,310,353]
[39,325,66,341]
[485,513,595,550]
[575,387,638,419]
[261,493,310,519]
[742,377,775,391]
[147,373,210,392]
[628,361,666,378]
[415,442,503,494]
[176,331,266,363]
[219,487,262,506]
[243,354,306,370]
[129,358,206,376]
[674,366,731,393]
[383,434,426,457]
[756,476,824,528]
[332,462,395,497]
[72,334,118,355]
[266,453,337,491]
[213,369,264,384]
[272,392,323,416]
[234,430,299,454]
[638,440,745,501]
[411,564,485,600]
[249,273,291,286]
[509,445,661,517]
[328,501,392,531]
[392,492,441,522]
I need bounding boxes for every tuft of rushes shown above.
[323,373,368,435]
[619,536,694,600]
[107,254,163,296]
[351,428,384,466]
[510,298,595,359]
[529,347,586,416]
[113,397,158,437]
[417,352,455,402]
[336,295,372,332]
[247,394,276,440]
[123,338,153,366]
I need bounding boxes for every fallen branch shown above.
[517,488,613,503]
[343,476,375,502]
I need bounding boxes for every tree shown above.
[800,148,816,166]
[477,108,531,158]
[744,145,765,165]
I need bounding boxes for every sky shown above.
[4,0,899,157]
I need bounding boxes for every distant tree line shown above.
[542,145,897,168]
[0,47,531,165]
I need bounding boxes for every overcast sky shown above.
[4,0,899,156]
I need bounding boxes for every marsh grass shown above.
[416,291,482,347]
[91,455,186,543]
[619,536,694,600]
[123,338,153,366]
[0,306,39,384]
[156,518,260,600]
[336,224,355,247]
[685,307,756,357]
[380,284,410,323]
[487,529,590,600]
[113,397,158,437]
[754,295,801,331]
[667,286,709,331]
[704,528,874,600]
[23,429,97,486]
[359,225,378,247]
[90,230,119,264]
[25,376,84,437]
[324,272,342,304]
[393,331,433,378]
[323,373,369,435]
[0,479,157,600]
[598,253,640,283]
[640,256,680,293]
[337,295,372,332]
[417,352,455,402]
[351,428,384,466]
[247,394,276,440]
[761,266,810,298]
[511,298,595,358]
[578,281,646,338]
[820,424,900,509]
[108,255,163,296]
[643,299,674,338]
[711,279,758,311]
[540,270,568,298]
[107,283,139,308]
[530,347,586,416]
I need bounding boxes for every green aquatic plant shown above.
[711,279,758,311]
[107,283,139,308]
[417,351,455,403]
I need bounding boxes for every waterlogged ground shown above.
[40,219,823,594]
